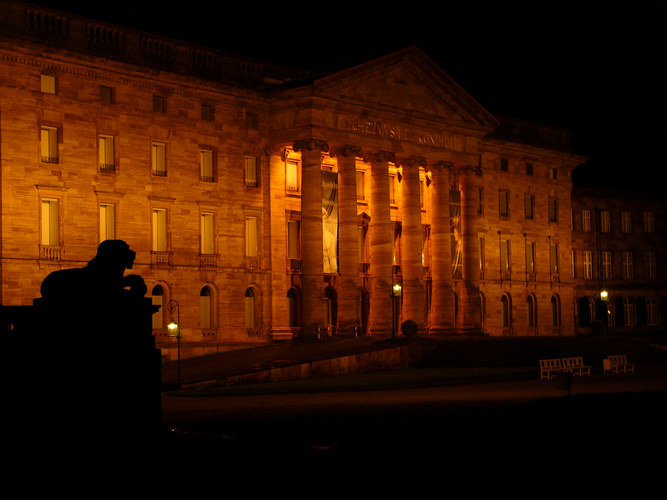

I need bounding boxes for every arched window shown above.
[200,286,213,329]
[151,285,164,329]
[244,287,255,329]
[501,294,512,330]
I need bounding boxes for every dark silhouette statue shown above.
[2,240,161,483]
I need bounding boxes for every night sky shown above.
[25,1,667,190]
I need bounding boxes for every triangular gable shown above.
[312,47,498,135]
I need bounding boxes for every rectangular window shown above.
[356,170,366,200]
[200,212,215,254]
[500,158,508,171]
[548,197,558,222]
[571,250,576,279]
[99,135,115,171]
[40,126,59,164]
[40,199,59,246]
[621,211,632,233]
[152,209,168,252]
[245,216,258,257]
[583,251,593,279]
[500,239,511,275]
[525,241,535,275]
[622,251,633,279]
[526,163,533,175]
[41,74,56,94]
[550,167,558,180]
[201,103,214,122]
[200,149,214,182]
[286,162,299,192]
[643,212,655,233]
[479,236,485,273]
[581,210,591,232]
[602,251,612,279]
[499,190,509,218]
[477,188,483,215]
[600,210,610,232]
[153,95,166,113]
[287,219,299,259]
[524,194,534,220]
[99,85,113,104]
[152,142,167,176]
[646,251,656,279]
[99,203,115,242]
[550,243,559,275]
[245,156,257,187]
[389,174,397,204]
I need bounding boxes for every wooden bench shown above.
[539,358,563,379]
[603,354,635,374]
[561,357,591,376]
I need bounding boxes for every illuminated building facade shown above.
[1,2,595,358]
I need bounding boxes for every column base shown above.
[428,326,458,336]
[458,327,486,336]
[269,328,294,341]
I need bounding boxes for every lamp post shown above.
[167,299,181,383]
[391,282,402,339]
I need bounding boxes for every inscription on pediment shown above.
[339,115,465,151]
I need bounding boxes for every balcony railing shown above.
[39,245,61,261]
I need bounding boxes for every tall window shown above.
[389,174,397,204]
[356,170,366,200]
[600,210,611,232]
[245,156,258,187]
[551,295,561,327]
[524,194,534,220]
[500,238,511,277]
[501,294,511,329]
[200,149,214,182]
[152,208,168,252]
[548,197,558,222]
[245,216,258,257]
[621,211,632,233]
[643,212,655,233]
[40,199,59,246]
[40,126,58,163]
[200,286,213,329]
[286,161,299,192]
[287,219,300,259]
[602,251,613,279]
[153,95,166,113]
[581,210,591,232]
[151,285,164,329]
[99,135,115,171]
[499,190,509,218]
[583,250,593,279]
[200,212,215,254]
[622,251,634,279]
[525,241,535,276]
[527,295,537,329]
[646,251,656,279]
[152,142,167,176]
[99,203,115,242]
[550,242,559,275]
[244,287,256,329]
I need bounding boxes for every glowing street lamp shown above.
[600,290,608,301]
[167,299,181,383]
[391,282,402,339]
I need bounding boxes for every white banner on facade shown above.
[322,171,338,273]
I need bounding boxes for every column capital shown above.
[264,145,291,161]
[399,156,427,168]
[330,144,364,159]
[293,139,330,154]
[457,164,483,177]
[365,150,396,164]
[428,160,454,173]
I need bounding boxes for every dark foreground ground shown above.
[4,335,667,497]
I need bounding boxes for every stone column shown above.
[293,139,329,338]
[335,146,362,336]
[266,147,291,340]
[368,151,395,336]
[398,156,426,332]
[458,166,483,334]
[429,161,456,334]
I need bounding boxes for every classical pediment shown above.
[312,47,498,135]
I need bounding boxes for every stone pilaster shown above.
[367,151,395,336]
[458,165,483,334]
[266,147,292,340]
[398,156,426,333]
[428,161,456,334]
[334,146,363,335]
[293,139,329,338]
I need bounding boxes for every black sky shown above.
[26,1,667,189]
